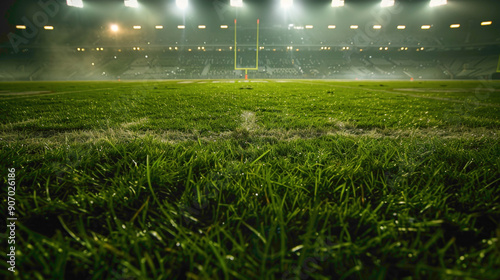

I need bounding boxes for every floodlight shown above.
[220,25,229,29]
[67,0,84,8]
[124,0,139,8]
[450,24,460,28]
[198,25,206,29]
[230,0,243,7]
[429,0,446,7]
[373,25,382,29]
[305,25,314,29]
[481,21,492,26]
[397,25,406,29]
[16,25,26,29]
[176,0,188,9]
[381,0,394,7]
[44,26,54,30]
[328,25,336,29]
[133,25,142,30]
[111,24,119,32]
[177,25,186,29]
[350,25,358,29]
[421,25,431,29]
[155,25,164,29]
[281,0,293,8]
[331,0,344,7]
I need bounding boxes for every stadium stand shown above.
[1,47,497,81]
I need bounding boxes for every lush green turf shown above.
[1,80,499,280]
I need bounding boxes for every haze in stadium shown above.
[1,0,499,279]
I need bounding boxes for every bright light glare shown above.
[155,25,164,29]
[176,0,188,9]
[373,25,382,29]
[281,0,293,8]
[220,25,229,29]
[111,24,119,32]
[178,25,186,29]
[305,25,314,29]
[429,0,446,7]
[397,25,406,29]
[350,25,359,29]
[198,25,206,29]
[328,25,336,29]
[450,24,460,28]
[124,0,139,8]
[230,0,243,7]
[421,25,431,29]
[481,21,492,26]
[133,25,142,30]
[331,0,344,7]
[67,0,83,8]
[381,0,394,7]
[16,25,26,29]
[44,26,54,30]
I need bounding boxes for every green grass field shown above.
[1,80,499,280]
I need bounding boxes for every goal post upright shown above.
[256,18,259,70]
[234,19,237,71]
[497,54,500,73]
[234,18,260,80]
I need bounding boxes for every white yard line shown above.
[296,81,500,108]
[0,87,118,100]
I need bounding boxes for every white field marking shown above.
[177,81,194,84]
[0,91,51,96]
[240,111,258,131]
[250,81,268,83]
[394,88,500,93]
[1,126,497,145]
[212,81,220,83]
[295,81,500,108]
[121,118,148,128]
[0,119,36,130]
[0,87,120,100]
[276,81,289,83]
[198,82,207,83]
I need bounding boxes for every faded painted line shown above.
[1,127,497,145]
[0,87,117,100]
[0,91,51,96]
[296,81,500,108]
